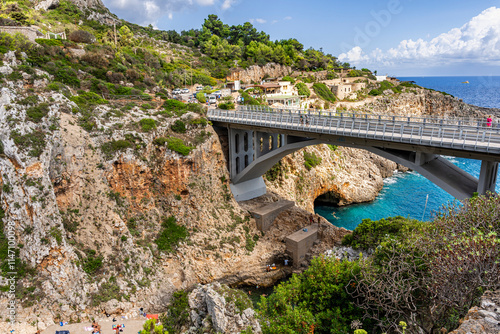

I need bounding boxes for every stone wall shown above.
[0,26,43,43]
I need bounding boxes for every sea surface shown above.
[315,76,500,231]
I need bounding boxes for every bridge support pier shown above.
[478,161,499,194]
[229,177,266,202]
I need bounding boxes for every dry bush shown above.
[106,71,125,84]
[81,52,109,68]
[68,30,96,44]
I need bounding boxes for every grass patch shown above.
[155,216,188,253]
[303,151,322,170]
[11,130,46,157]
[26,103,50,123]
[139,118,156,132]
[101,139,132,158]
[312,83,336,103]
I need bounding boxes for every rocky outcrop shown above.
[265,144,406,212]
[365,88,499,118]
[227,63,292,83]
[69,0,105,10]
[187,282,261,334]
[450,290,500,334]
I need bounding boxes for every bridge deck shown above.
[208,107,500,158]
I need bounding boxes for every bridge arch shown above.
[210,108,500,201]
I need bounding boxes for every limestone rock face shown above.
[227,63,292,83]
[187,282,261,334]
[449,290,500,334]
[35,0,60,11]
[365,88,498,118]
[265,144,404,211]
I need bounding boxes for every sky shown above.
[101,0,500,76]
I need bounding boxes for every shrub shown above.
[218,102,235,110]
[47,82,60,91]
[282,75,295,84]
[101,140,132,157]
[161,290,190,334]
[303,151,322,170]
[18,95,39,105]
[81,52,109,68]
[240,91,260,105]
[35,38,63,47]
[189,117,208,127]
[265,161,287,182]
[68,30,95,43]
[167,137,193,156]
[295,82,310,97]
[91,278,120,306]
[55,68,80,87]
[196,92,206,103]
[26,103,50,123]
[312,83,336,103]
[81,249,103,275]
[341,216,422,249]
[163,99,186,111]
[70,91,108,107]
[171,120,186,133]
[258,256,368,334]
[139,118,156,132]
[155,216,188,253]
[11,130,46,157]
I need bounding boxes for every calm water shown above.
[315,76,500,230]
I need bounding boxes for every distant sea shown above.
[315,76,500,231]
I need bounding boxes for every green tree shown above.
[259,257,369,334]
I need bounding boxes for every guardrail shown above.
[237,105,495,128]
[208,108,500,154]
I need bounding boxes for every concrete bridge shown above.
[208,106,500,201]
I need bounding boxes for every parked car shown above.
[196,86,203,91]
[213,90,221,96]
[172,88,181,95]
[181,88,190,94]
[208,95,217,104]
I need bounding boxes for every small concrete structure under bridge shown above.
[208,106,500,202]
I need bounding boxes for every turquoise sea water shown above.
[315,76,500,231]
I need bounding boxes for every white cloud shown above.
[195,0,215,5]
[102,0,236,25]
[283,16,292,20]
[221,0,235,10]
[255,18,266,24]
[339,7,500,69]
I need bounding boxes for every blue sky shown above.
[102,0,500,76]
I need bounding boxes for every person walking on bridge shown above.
[487,115,493,127]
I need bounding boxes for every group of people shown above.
[300,114,310,125]
[91,320,102,334]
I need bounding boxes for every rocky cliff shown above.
[226,63,292,84]
[0,52,348,328]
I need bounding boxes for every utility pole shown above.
[113,22,117,49]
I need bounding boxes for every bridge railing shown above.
[208,108,500,154]
[236,105,494,129]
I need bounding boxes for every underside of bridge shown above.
[220,126,499,202]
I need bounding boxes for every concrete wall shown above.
[0,26,43,43]
[285,224,318,267]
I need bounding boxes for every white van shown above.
[208,95,217,104]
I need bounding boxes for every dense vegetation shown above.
[258,194,500,334]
